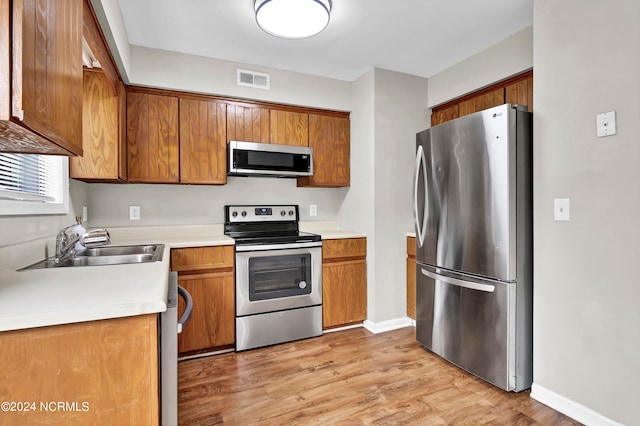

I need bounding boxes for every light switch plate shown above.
[554,199,570,221]
[596,111,616,137]
[129,205,141,221]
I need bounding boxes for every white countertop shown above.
[0,224,362,333]
[0,227,234,333]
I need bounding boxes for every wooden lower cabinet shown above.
[407,236,416,320]
[0,315,159,425]
[170,246,235,355]
[322,238,367,329]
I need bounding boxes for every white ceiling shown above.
[117,0,533,82]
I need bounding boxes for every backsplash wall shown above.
[87,177,348,227]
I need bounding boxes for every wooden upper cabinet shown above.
[179,98,227,184]
[226,104,270,143]
[505,73,534,112]
[459,87,505,117]
[70,70,126,182]
[127,91,179,183]
[0,0,83,155]
[431,103,459,127]
[298,114,350,187]
[431,70,533,127]
[270,110,309,146]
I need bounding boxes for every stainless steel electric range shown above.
[224,205,322,351]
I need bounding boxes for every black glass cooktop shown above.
[229,231,321,246]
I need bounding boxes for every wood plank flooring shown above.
[178,327,580,425]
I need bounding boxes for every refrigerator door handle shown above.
[421,268,495,293]
[413,145,428,247]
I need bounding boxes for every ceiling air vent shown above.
[237,69,270,90]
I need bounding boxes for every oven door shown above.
[236,244,322,316]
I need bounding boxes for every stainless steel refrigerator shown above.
[413,103,533,392]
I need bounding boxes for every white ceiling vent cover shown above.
[237,69,270,90]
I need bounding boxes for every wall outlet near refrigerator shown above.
[82,206,88,222]
[309,204,318,217]
[596,111,616,137]
[554,199,570,221]
[129,205,141,221]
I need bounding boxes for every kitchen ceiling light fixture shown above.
[254,0,331,39]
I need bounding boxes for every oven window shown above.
[248,254,312,300]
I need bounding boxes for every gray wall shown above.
[129,46,351,112]
[373,69,429,322]
[0,179,88,247]
[427,26,533,108]
[533,1,640,424]
[88,178,343,227]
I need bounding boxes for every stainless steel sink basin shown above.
[80,244,160,257]
[18,244,165,271]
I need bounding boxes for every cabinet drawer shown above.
[170,246,234,272]
[322,238,366,262]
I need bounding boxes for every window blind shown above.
[0,153,60,202]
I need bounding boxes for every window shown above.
[0,153,69,215]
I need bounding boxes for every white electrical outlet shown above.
[82,205,88,222]
[310,204,318,217]
[596,111,616,137]
[554,199,570,221]
[129,205,141,221]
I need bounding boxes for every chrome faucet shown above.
[54,224,81,263]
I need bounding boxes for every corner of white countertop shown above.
[0,224,234,333]
[300,221,367,239]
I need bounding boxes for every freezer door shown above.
[415,104,517,281]
[416,264,516,391]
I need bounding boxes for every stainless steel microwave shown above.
[228,141,314,178]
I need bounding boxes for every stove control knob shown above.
[241,211,247,217]
[299,281,307,289]
[232,211,238,218]
[280,211,286,216]
[288,210,294,216]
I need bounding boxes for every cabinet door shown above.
[0,315,159,425]
[407,236,416,320]
[177,272,235,354]
[226,104,270,143]
[459,88,505,117]
[322,238,367,329]
[127,91,179,183]
[270,109,308,146]
[180,98,227,184]
[505,73,533,112]
[431,103,459,127]
[298,114,350,187]
[322,260,367,329]
[322,238,367,262]
[70,70,125,182]
[0,0,83,155]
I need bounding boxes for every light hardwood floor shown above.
[178,327,580,425]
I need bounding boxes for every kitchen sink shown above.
[80,244,160,257]
[18,244,165,271]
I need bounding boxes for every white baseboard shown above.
[363,317,414,334]
[322,323,364,334]
[530,383,623,426]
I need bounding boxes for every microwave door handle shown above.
[413,145,428,247]
[420,268,495,293]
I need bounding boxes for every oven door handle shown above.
[235,241,323,252]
